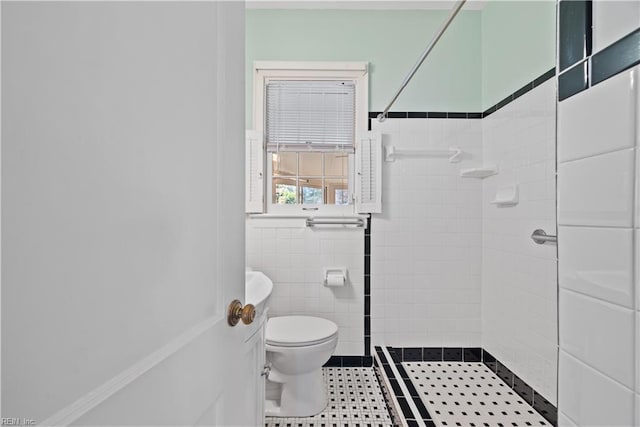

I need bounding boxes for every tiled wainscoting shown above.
[374,346,557,427]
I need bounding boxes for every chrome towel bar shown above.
[531,229,557,245]
[306,217,365,228]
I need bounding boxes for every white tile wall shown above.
[558,69,637,163]
[558,351,635,427]
[559,289,635,389]
[557,148,635,227]
[246,218,364,355]
[592,1,640,53]
[557,62,640,426]
[558,226,634,307]
[370,117,483,348]
[481,79,558,404]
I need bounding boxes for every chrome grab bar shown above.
[306,217,365,228]
[531,229,557,245]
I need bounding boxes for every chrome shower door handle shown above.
[531,229,557,245]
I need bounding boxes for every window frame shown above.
[253,61,369,215]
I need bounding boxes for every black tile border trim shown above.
[374,346,431,426]
[559,60,589,101]
[384,347,434,425]
[368,67,556,126]
[378,346,558,427]
[481,349,557,426]
[559,5,640,100]
[482,67,555,118]
[592,27,640,86]
[373,347,403,426]
[558,0,592,72]
[364,218,371,357]
[324,355,373,368]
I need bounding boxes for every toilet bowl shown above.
[264,316,338,417]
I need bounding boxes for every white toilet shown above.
[264,315,339,417]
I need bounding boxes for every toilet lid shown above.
[266,316,338,347]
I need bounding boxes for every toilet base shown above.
[265,369,327,417]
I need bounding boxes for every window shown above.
[246,62,381,215]
[267,79,354,208]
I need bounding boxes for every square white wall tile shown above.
[558,351,635,427]
[558,226,634,307]
[246,220,364,355]
[371,117,483,348]
[558,148,635,227]
[482,80,558,405]
[558,67,637,163]
[559,289,635,388]
[592,1,640,53]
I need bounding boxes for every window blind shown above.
[265,80,355,153]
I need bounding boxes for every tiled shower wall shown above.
[481,79,558,404]
[370,118,483,347]
[557,66,638,427]
[556,1,640,425]
[246,219,364,355]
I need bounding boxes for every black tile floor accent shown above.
[374,347,403,426]
[386,347,434,426]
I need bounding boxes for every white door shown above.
[2,2,257,426]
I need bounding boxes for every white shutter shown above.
[355,131,382,213]
[245,130,264,213]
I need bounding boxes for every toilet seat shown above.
[266,316,338,347]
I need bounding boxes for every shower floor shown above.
[403,362,551,427]
[264,367,394,427]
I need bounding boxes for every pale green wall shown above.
[246,9,482,127]
[246,3,557,125]
[481,1,556,108]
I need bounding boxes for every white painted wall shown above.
[246,219,364,355]
[557,65,639,427]
[2,2,246,422]
[481,79,558,404]
[370,118,483,347]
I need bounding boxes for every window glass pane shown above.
[325,178,350,205]
[272,152,297,177]
[273,178,297,204]
[300,177,323,204]
[324,153,349,177]
[298,152,322,176]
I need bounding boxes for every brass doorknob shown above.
[227,300,256,326]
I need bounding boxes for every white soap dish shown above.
[490,184,519,206]
[460,165,498,179]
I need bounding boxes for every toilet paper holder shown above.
[324,268,347,287]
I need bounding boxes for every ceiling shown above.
[246,0,488,10]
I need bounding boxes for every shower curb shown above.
[379,346,558,427]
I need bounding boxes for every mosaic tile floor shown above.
[265,367,394,427]
[403,362,551,427]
